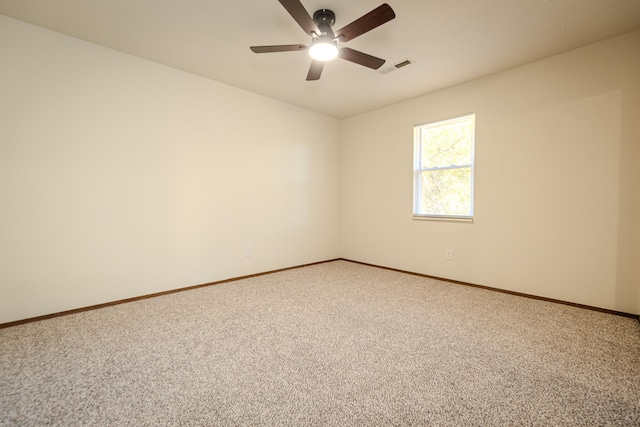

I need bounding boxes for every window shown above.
[413,113,475,219]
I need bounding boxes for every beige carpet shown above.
[1,260,639,426]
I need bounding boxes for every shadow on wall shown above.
[615,89,640,314]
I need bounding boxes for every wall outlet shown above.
[244,246,252,257]
[445,249,453,261]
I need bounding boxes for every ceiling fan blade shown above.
[278,0,320,35]
[334,3,395,43]
[338,47,385,69]
[306,60,324,80]
[250,44,307,53]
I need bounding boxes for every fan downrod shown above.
[313,9,335,34]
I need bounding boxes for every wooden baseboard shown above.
[0,259,340,329]
[2,257,637,329]
[341,258,640,320]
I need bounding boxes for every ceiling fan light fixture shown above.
[309,40,339,61]
[250,1,396,80]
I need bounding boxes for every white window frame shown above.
[413,113,475,221]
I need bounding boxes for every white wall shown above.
[2,16,639,324]
[341,30,640,314]
[0,16,341,324]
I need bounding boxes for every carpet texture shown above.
[1,260,639,426]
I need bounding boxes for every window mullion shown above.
[421,164,471,172]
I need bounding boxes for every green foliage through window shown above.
[414,114,475,218]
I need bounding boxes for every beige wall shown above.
[341,30,640,314]
[0,16,341,323]
[635,71,640,316]
[2,16,639,323]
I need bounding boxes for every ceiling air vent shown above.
[379,58,414,74]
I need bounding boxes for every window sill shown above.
[412,215,474,223]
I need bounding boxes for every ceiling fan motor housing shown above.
[313,9,335,35]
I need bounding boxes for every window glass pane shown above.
[421,118,473,168]
[420,168,472,216]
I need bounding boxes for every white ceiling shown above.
[2,0,640,118]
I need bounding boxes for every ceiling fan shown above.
[250,0,396,81]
